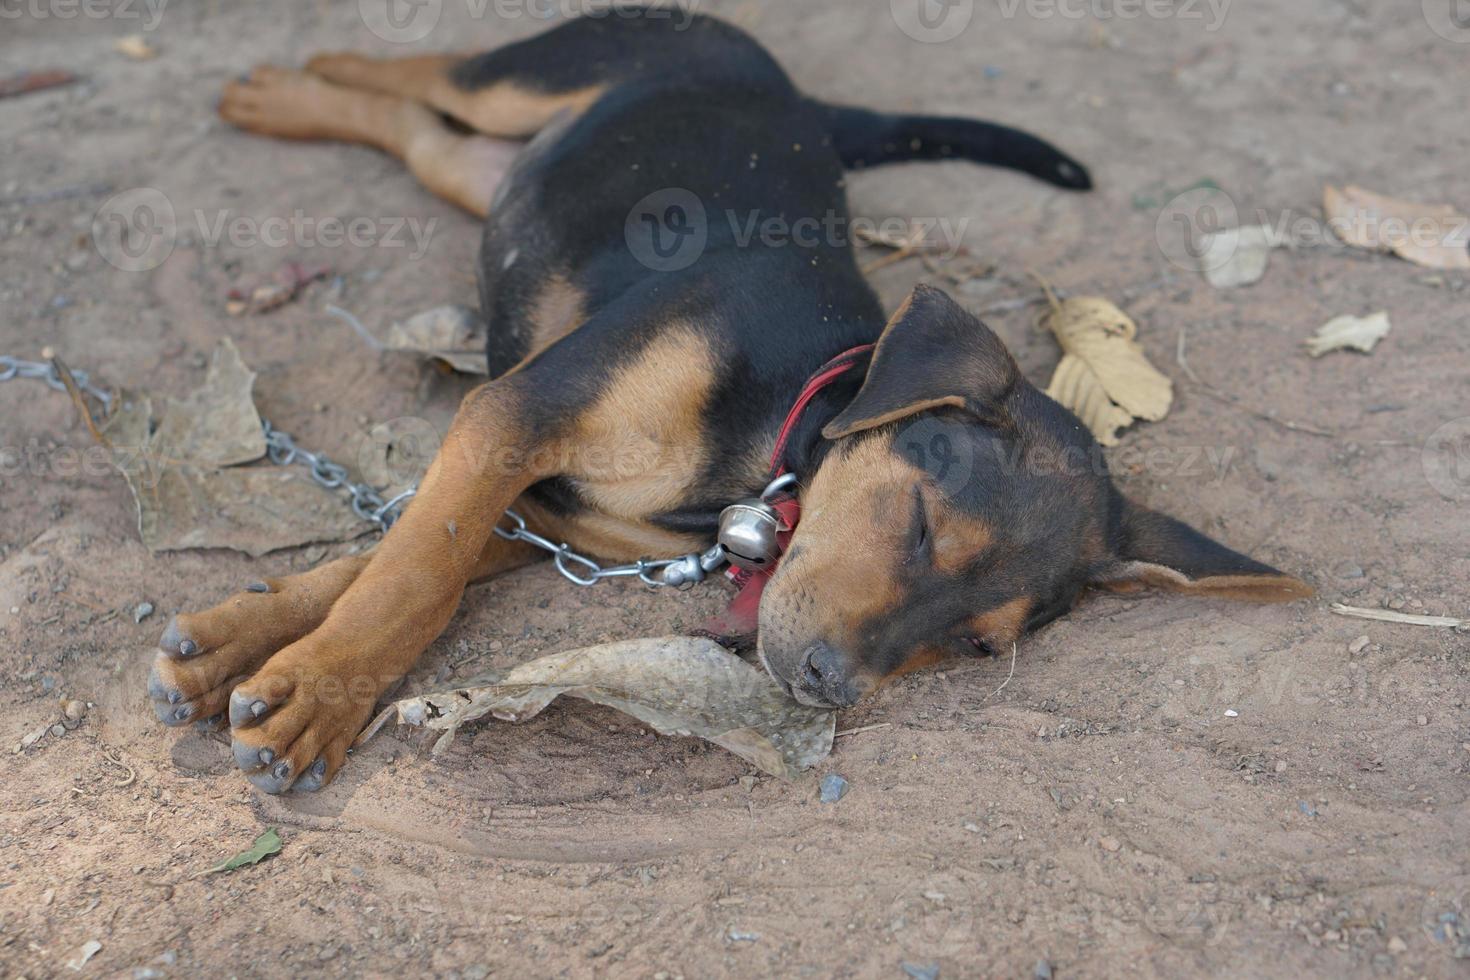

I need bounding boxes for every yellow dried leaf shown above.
[1324,185,1470,271]
[1042,297,1173,446]
[1305,311,1391,358]
[113,34,157,60]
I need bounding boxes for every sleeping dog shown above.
[149,9,1310,794]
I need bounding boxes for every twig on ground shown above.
[1329,603,1466,629]
[983,643,1019,703]
[50,356,112,448]
[834,722,892,738]
[326,304,384,351]
[1176,326,1338,438]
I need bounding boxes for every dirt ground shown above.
[4,1,1469,977]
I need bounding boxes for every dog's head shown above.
[758,285,1311,708]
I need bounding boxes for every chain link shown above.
[3,353,725,588]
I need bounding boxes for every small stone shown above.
[902,963,939,980]
[49,723,66,737]
[133,601,155,623]
[317,945,338,961]
[62,699,87,721]
[1348,635,1370,655]
[1224,709,1239,718]
[738,775,757,792]
[1387,597,1405,610]
[1417,715,1429,726]
[819,773,849,803]
[1099,836,1122,852]
[8,606,17,615]
[1035,960,1054,980]
[1335,562,1364,579]
[1387,936,1408,953]
[1275,760,1288,774]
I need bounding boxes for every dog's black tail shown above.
[819,103,1093,191]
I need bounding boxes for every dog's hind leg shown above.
[303,50,605,139]
[219,67,519,217]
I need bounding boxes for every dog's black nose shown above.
[796,642,860,708]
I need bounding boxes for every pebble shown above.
[62,699,87,721]
[1348,635,1370,655]
[1387,936,1408,953]
[1335,562,1364,579]
[1099,836,1121,852]
[1417,715,1428,726]
[819,773,850,803]
[1035,961,1054,980]
[133,601,155,623]
[1224,709,1239,718]
[902,963,939,980]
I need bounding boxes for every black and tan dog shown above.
[149,10,1310,793]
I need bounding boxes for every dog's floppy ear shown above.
[823,285,1018,440]
[1092,496,1313,602]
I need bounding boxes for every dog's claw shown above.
[294,758,328,793]
[232,738,270,770]
[228,690,272,727]
[245,582,270,594]
[246,760,294,795]
[159,617,200,658]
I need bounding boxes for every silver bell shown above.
[717,499,785,571]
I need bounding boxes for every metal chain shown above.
[0,356,113,407]
[260,420,417,532]
[2,353,733,589]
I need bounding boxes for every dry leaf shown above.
[1043,297,1173,446]
[1201,224,1277,288]
[1324,185,1470,271]
[379,636,835,779]
[385,305,488,374]
[113,35,156,60]
[102,340,367,555]
[66,940,102,971]
[1305,311,1391,357]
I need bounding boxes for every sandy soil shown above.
[3,1,1469,977]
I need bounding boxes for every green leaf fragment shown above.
[209,828,282,874]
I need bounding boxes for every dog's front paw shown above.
[224,638,383,795]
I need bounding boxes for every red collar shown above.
[693,343,873,647]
